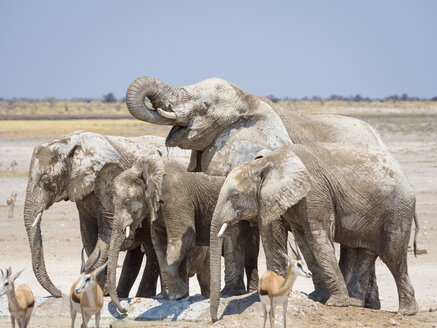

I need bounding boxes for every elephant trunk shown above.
[107,224,128,313]
[210,213,224,322]
[24,188,62,297]
[125,76,184,125]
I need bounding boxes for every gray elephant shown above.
[211,143,419,320]
[24,130,190,297]
[125,76,387,301]
[100,154,224,312]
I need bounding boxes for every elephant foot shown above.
[155,290,168,299]
[365,296,381,310]
[167,281,189,300]
[350,297,365,307]
[399,299,419,316]
[308,288,331,303]
[325,294,350,307]
[221,286,247,297]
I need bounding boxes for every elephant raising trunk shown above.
[125,76,187,125]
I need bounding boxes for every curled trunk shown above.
[125,76,184,125]
[210,216,223,322]
[24,189,62,297]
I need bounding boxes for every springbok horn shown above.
[294,239,302,260]
[289,240,300,260]
[80,247,86,274]
[85,247,101,274]
[0,268,4,278]
[156,108,177,120]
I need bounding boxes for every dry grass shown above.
[0,100,127,117]
[0,119,170,139]
[278,100,437,115]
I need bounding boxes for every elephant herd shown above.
[24,76,419,321]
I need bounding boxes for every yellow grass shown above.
[0,119,171,139]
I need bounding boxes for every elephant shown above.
[24,130,190,297]
[98,154,225,312]
[210,143,419,320]
[124,76,387,302]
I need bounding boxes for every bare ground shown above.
[0,115,436,327]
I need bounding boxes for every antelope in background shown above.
[259,241,312,328]
[70,248,108,328]
[7,192,17,219]
[0,267,34,328]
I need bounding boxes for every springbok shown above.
[70,248,108,328]
[0,267,34,328]
[259,241,312,328]
[7,192,17,219]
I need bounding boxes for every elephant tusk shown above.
[156,108,177,121]
[217,223,228,237]
[126,226,130,239]
[32,212,43,228]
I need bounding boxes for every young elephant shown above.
[100,153,223,311]
[210,143,418,319]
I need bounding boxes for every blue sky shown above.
[0,1,436,99]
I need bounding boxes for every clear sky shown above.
[1,1,436,99]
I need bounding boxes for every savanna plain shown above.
[0,100,436,327]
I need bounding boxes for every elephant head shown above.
[209,146,312,321]
[24,131,120,297]
[95,152,164,313]
[126,77,290,174]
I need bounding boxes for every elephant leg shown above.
[288,221,330,303]
[364,261,380,309]
[136,245,160,298]
[259,217,288,277]
[189,246,210,298]
[221,222,247,296]
[88,238,110,291]
[78,208,98,258]
[345,248,378,307]
[379,241,418,315]
[339,245,356,285]
[116,246,143,298]
[245,222,259,293]
[307,225,349,306]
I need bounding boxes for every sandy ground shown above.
[0,120,436,327]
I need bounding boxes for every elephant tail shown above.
[413,209,419,257]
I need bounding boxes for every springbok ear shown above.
[67,139,120,201]
[258,149,312,222]
[94,162,124,211]
[138,154,165,212]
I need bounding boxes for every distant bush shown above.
[103,92,117,103]
[431,96,437,101]
[266,94,281,103]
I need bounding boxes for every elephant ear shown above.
[137,152,165,213]
[94,162,124,211]
[67,139,120,201]
[258,148,312,222]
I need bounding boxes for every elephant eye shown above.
[39,174,50,188]
[124,198,131,206]
[231,191,239,200]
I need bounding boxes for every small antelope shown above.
[0,267,34,328]
[7,192,17,219]
[259,241,312,328]
[70,248,108,328]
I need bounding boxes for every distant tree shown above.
[266,94,281,103]
[103,92,117,103]
[401,93,408,101]
[431,96,437,101]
